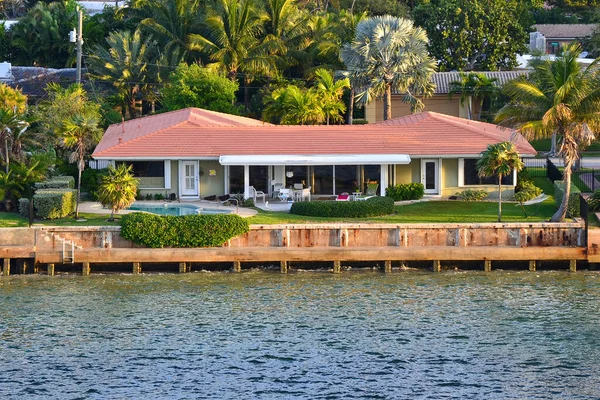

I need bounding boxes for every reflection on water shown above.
[1,271,600,399]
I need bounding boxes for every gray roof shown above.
[401,71,529,95]
[534,24,596,39]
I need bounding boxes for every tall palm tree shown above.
[87,29,159,118]
[496,44,600,222]
[313,68,349,125]
[340,15,436,121]
[0,108,29,173]
[477,141,523,222]
[58,112,103,218]
[137,0,203,65]
[191,0,277,109]
[263,85,323,125]
[98,163,138,221]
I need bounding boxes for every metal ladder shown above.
[53,234,82,263]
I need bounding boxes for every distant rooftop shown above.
[533,24,596,39]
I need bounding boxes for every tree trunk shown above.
[383,83,392,121]
[347,88,354,125]
[128,96,137,119]
[75,163,82,219]
[497,176,502,222]
[551,159,572,222]
[467,95,473,120]
[550,131,557,156]
[4,137,9,173]
[244,77,251,112]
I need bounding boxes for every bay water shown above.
[1,270,599,399]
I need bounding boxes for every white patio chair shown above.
[272,183,283,198]
[278,188,292,202]
[293,183,303,190]
[249,186,266,203]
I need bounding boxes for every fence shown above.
[523,157,548,177]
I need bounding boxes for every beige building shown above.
[364,71,529,123]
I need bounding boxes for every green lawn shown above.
[530,138,600,153]
[0,212,121,227]
[0,178,559,226]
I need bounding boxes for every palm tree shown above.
[263,85,323,125]
[0,108,29,173]
[313,68,349,125]
[477,141,523,222]
[58,112,103,219]
[450,72,499,121]
[98,163,138,221]
[496,44,600,222]
[0,83,27,113]
[137,0,203,65]
[87,29,159,118]
[190,0,278,109]
[340,15,436,121]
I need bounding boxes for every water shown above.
[1,271,600,399]
[128,203,201,216]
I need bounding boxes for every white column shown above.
[224,166,230,194]
[244,165,250,199]
[380,164,389,196]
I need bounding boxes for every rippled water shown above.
[1,271,600,399]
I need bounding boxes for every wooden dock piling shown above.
[433,260,441,272]
[232,261,241,272]
[47,263,54,276]
[82,262,90,275]
[280,261,288,274]
[333,260,341,273]
[384,260,392,273]
[484,260,492,272]
[179,262,189,273]
[2,259,9,276]
[133,262,141,274]
[570,260,577,272]
[529,260,536,271]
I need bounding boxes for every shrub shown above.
[120,213,250,248]
[554,180,581,217]
[385,183,424,201]
[514,183,542,202]
[455,189,488,201]
[34,176,75,189]
[153,193,164,200]
[33,189,77,219]
[18,198,30,219]
[588,190,600,211]
[81,168,107,200]
[290,196,394,218]
[232,193,255,207]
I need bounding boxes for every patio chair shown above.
[336,193,350,201]
[278,188,292,202]
[356,182,379,201]
[272,183,283,198]
[217,194,238,207]
[516,193,549,217]
[249,186,266,203]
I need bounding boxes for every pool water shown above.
[127,203,231,216]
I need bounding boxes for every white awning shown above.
[219,154,411,166]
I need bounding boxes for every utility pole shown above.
[70,8,84,85]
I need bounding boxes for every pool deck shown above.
[78,200,258,218]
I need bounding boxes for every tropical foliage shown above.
[340,15,436,121]
[448,72,499,121]
[477,141,523,222]
[98,163,138,221]
[160,63,240,113]
[496,44,600,222]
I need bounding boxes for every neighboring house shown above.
[364,71,529,123]
[531,24,596,54]
[92,108,536,201]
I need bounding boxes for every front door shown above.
[181,161,198,197]
[422,159,439,195]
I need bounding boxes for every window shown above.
[121,161,164,177]
[463,159,513,185]
[229,166,244,194]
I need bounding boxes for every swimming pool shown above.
[128,203,231,216]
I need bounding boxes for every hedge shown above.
[120,213,250,248]
[18,198,30,218]
[34,176,75,189]
[385,183,424,201]
[33,189,77,219]
[290,196,394,218]
[554,180,581,217]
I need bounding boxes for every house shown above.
[91,108,537,201]
[531,24,596,54]
[364,71,529,123]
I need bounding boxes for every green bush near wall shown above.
[385,183,424,201]
[33,189,77,219]
[290,196,394,218]
[34,176,75,189]
[120,213,250,248]
[554,180,581,217]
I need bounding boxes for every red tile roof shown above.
[92,108,536,159]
